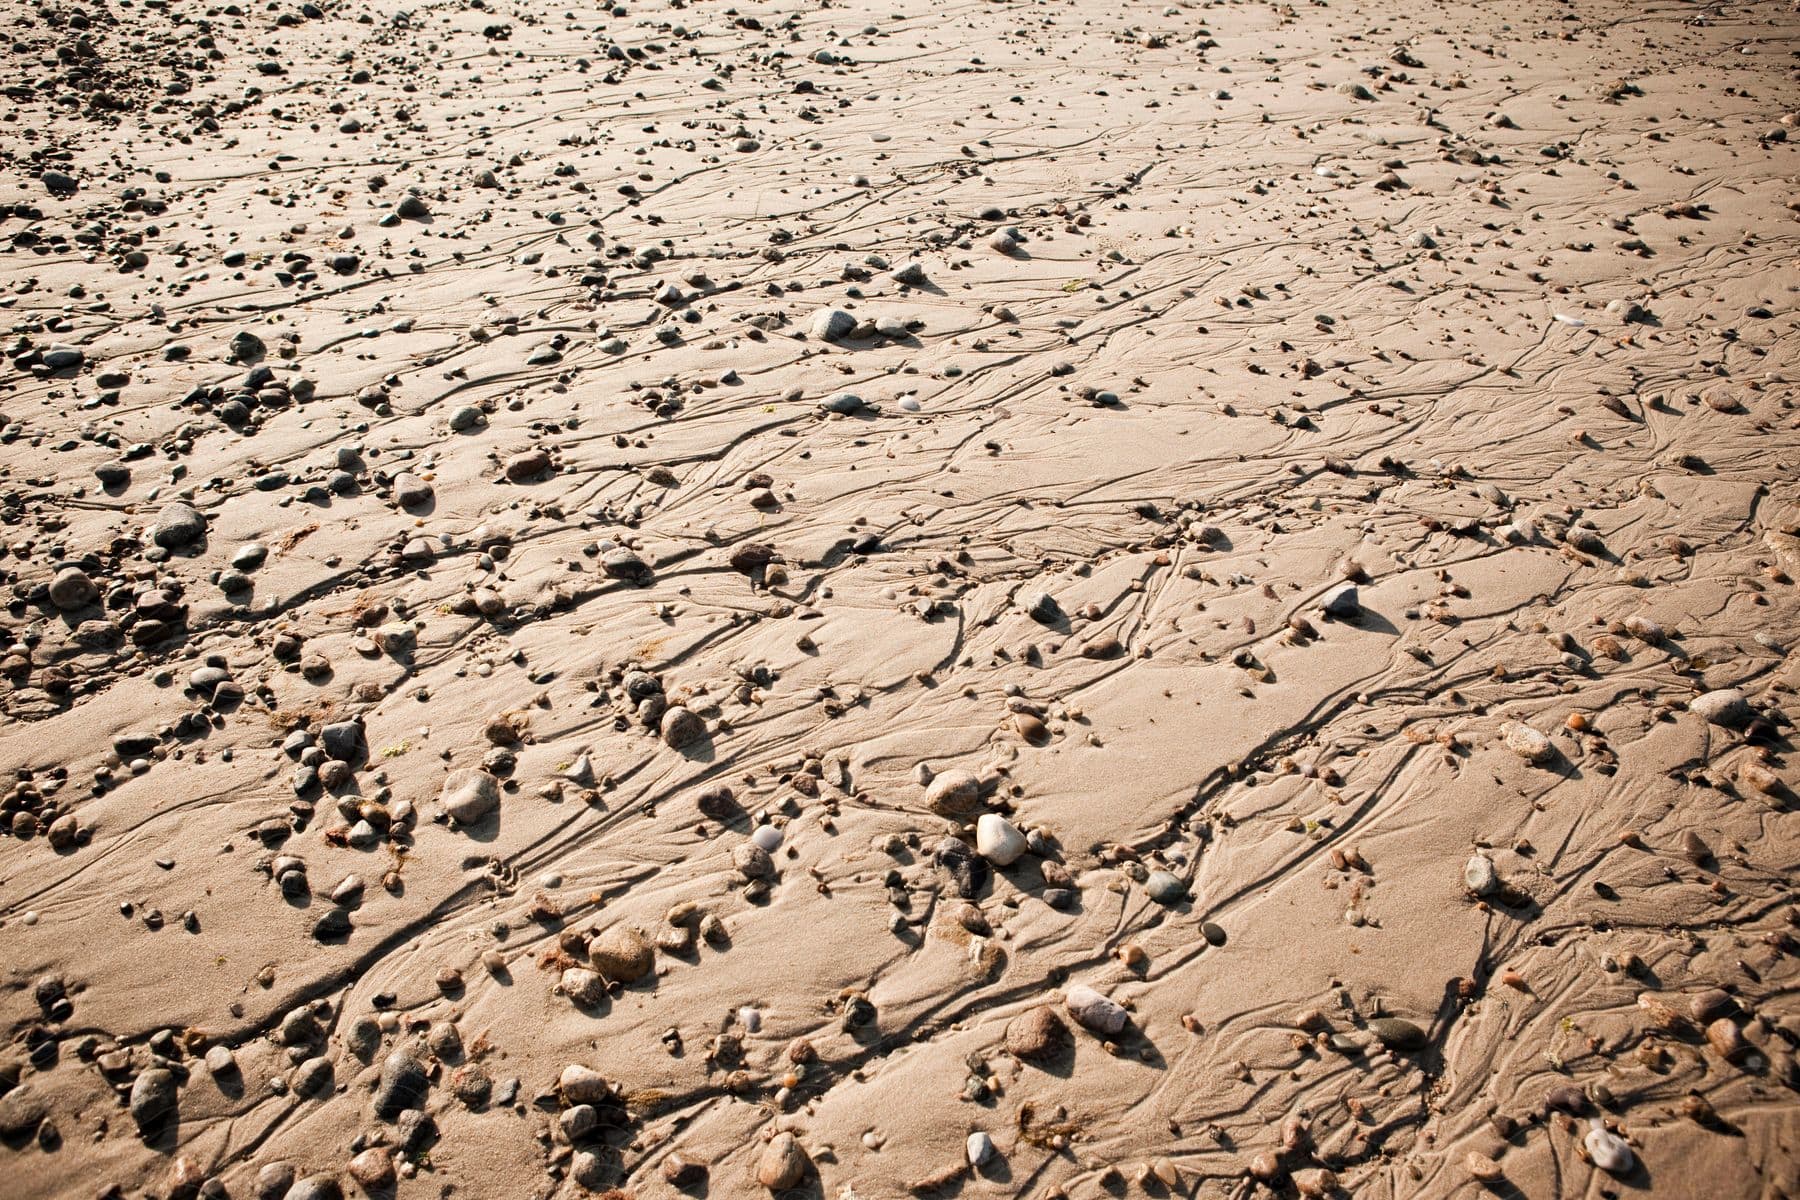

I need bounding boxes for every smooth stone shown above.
[750,824,783,852]
[439,769,500,825]
[1585,1120,1634,1174]
[150,502,205,548]
[348,1146,394,1188]
[757,1132,809,1189]
[1321,583,1360,617]
[820,391,866,414]
[924,768,983,818]
[1690,689,1752,727]
[48,567,99,610]
[660,705,705,749]
[560,1104,598,1141]
[0,1086,47,1137]
[558,1064,614,1105]
[1502,722,1554,765]
[570,1151,608,1190]
[1144,870,1187,905]
[588,926,654,983]
[129,1067,177,1132]
[1367,1017,1428,1050]
[283,1175,343,1200]
[966,1131,994,1166]
[1065,984,1127,1036]
[1464,854,1499,896]
[372,1049,427,1117]
[975,813,1027,866]
[256,1162,297,1200]
[1005,1006,1068,1062]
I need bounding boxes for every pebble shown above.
[559,1063,614,1105]
[757,1132,810,1189]
[1502,722,1554,765]
[1144,870,1187,905]
[1464,854,1499,896]
[372,1048,428,1117]
[129,1067,177,1133]
[439,769,500,825]
[1320,583,1360,617]
[1065,984,1128,1036]
[150,502,206,549]
[966,1130,994,1167]
[660,705,706,749]
[554,962,608,1007]
[1367,1016,1427,1050]
[1005,1005,1068,1061]
[0,1087,47,1139]
[809,308,855,341]
[348,1146,394,1189]
[48,567,98,610]
[255,1163,296,1200]
[588,925,654,982]
[1585,1120,1634,1174]
[284,1175,343,1200]
[392,472,433,508]
[975,813,1027,866]
[924,768,983,818]
[570,1151,608,1190]
[1690,688,1752,727]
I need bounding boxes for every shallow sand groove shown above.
[2,0,1799,1195]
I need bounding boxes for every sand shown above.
[2,0,1799,1196]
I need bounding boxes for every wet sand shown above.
[2,0,1799,1196]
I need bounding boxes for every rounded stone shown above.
[587,926,654,983]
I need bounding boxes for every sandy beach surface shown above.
[2,0,1799,1196]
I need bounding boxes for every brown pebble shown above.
[1464,1150,1503,1182]
[349,1146,394,1189]
[757,1132,809,1190]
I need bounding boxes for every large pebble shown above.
[1502,722,1554,765]
[373,1048,427,1117]
[150,502,205,549]
[48,567,98,610]
[1585,1120,1634,1174]
[1005,1006,1068,1062]
[439,769,500,825]
[1144,870,1187,905]
[975,813,1026,866]
[660,705,705,749]
[1690,689,1752,727]
[924,768,983,818]
[558,1063,614,1105]
[588,925,654,982]
[1464,854,1499,896]
[130,1067,177,1133]
[757,1131,810,1189]
[809,308,854,341]
[1065,984,1127,1036]
[1367,1017,1427,1050]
